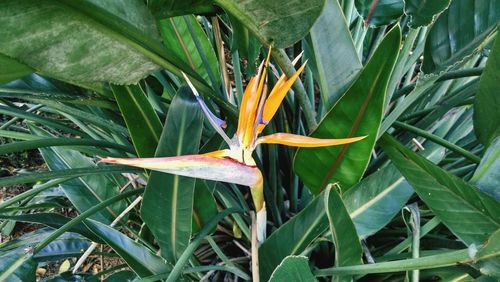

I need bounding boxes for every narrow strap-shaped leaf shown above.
[140,86,203,263]
[268,256,316,282]
[111,84,163,157]
[474,36,500,147]
[84,219,172,277]
[294,25,401,194]
[380,134,500,246]
[324,186,363,282]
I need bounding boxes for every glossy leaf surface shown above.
[140,86,203,262]
[422,0,498,74]
[380,134,500,246]
[355,0,404,26]
[325,186,362,282]
[111,84,163,157]
[295,26,401,194]
[215,0,325,48]
[403,0,451,28]
[30,126,125,224]
[268,256,316,282]
[0,0,160,84]
[474,37,500,147]
[84,219,172,277]
[308,0,362,109]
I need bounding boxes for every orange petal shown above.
[242,50,272,147]
[259,63,307,133]
[256,133,366,147]
[100,154,262,187]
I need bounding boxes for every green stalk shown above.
[386,28,420,103]
[0,178,71,211]
[393,121,481,163]
[315,249,471,276]
[34,188,144,253]
[0,104,44,130]
[271,49,317,130]
[0,166,140,186]
[0,138,135,155]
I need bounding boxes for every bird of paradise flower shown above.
[100,50,365,245]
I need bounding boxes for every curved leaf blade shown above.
[380,134,500,246]
[215,0,325,48]
[84,219,172,277]
[325,186,362,282]
[0,253,36,282]
[355,0,404,26]
[294,26,401,194]
[403,0,451,28]
[0,0,160,84]
[422,0,498,74]
[0,53,32,83]
[111,84,163,158]
[474,37,500,147]
[140,86,203,262]
[268,256,316,282]
[308,0,362,110]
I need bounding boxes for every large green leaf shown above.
[259,194,327,281]
[214,0,325,48]
[0,253,36,282]
[324,186,362,282]
[471,136,500,200]
[403,0,451,28]
[343,165,413,238]
[474,37,500,147]
[111,84,163,157]
[355,0,404,26]
[158,15,221,88]
[0,0,162,84]
[268,256,317,282]
[192,181,218,233]
[0,53,32,83]
[380,134,500,246]
[84,219,172,277]
[140,86,203,262]
[476,229,500,277]
[294,26,401,194]
[307,0,362,110]
[422,0,498,74]
[149,0,215,18]
[30,126,125,224]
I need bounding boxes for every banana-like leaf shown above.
[214,0,325,48]
[84,219,172,277]
[158,16,221,88]
[192,181,218,233]
[30,126,126,224]
[307,0,362,110]
[259,194,327,281]
[149,0,215,18]
[422,0,498,74]
[380,134,500,246]
[471,137,500,200]
[403,0,451,28]
[343,165,413,238]
[294,26,401,194]
[474,37,500,147]
[268,256,316,282]
[0,253,36,282]
[476,229,500,277]
[111,84,163,158]
[355,0,404,26]
[0,0,163,84]
[0,53,32,83]
[325,186,362,282]
[140,86,203,263]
